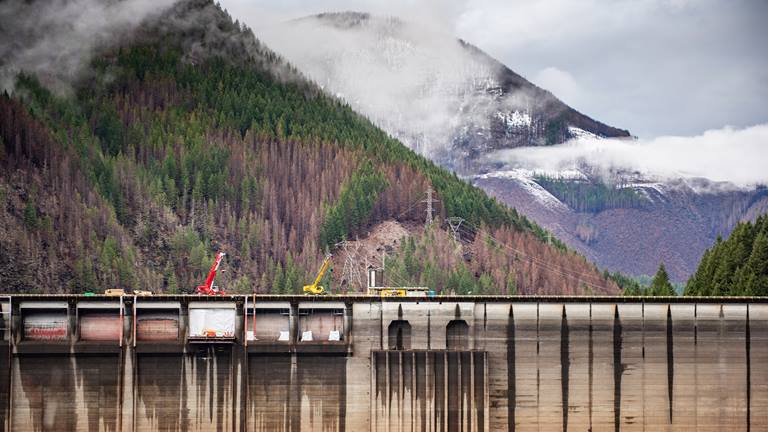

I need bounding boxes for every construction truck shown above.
[197,252,226,295]
[368,287,430,297]
[303,254,332,295]
[365,267,431,297]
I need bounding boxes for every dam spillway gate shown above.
[0,295,765,431]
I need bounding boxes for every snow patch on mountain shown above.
[621,182,669,203]
[567,126,600,139]
[476,169,569,212]
[497,110,532,128]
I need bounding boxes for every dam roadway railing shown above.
[0,294,765,431]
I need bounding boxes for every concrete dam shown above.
[0,295,765,431]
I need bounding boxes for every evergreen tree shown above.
[282,254,304,294]
[23,200,39,230]
[506,272,518,295]
[164,263,179,294]
[685,215,768,296]
[739,230,768,296]
[271,261,285,294]
[93,103,124,156]
[447,263,474,295]
[477,272,495,294]
[648,263,676,296]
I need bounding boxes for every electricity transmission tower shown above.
[421,186,439,227]
[337,240,364,291]
[446,217,465,243]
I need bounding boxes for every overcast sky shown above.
[219,0,768,138]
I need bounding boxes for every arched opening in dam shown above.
[446,319,469,350]
[388,320,412,350]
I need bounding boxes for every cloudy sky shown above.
[220,0,768,138]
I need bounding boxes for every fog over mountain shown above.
[221,0,768,139]
[491,124,768,189]
[0,0,178,92]
[249,12,629,173]
[270,13,507,159]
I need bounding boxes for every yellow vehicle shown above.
[379,288,408,297]
[368,287,430,297]
[303,254,332,295]
[365,268,432,297]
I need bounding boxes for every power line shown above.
[393,191,426,221]
[379,251,419,288]
[385,194,610,291]
[459,223,603,284]
[338,183,611,293]
[455,220,613,291]
[336,239,364,291]
[325,191,429,293]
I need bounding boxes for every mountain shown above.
[476,171,768,281]
[0,0,618,295]
[263,12,766,282]
[260,12,630,173]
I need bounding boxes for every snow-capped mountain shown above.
[260,12,629,173]
[261,11,766,282]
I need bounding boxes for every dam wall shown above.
[0,295,765,431]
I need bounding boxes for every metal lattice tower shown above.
[446,217,465,243]
[337,240,364,291]
[422,186,438,227]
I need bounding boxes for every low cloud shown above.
[489,124,768,187]
[0,0,178,93]
[533,67,583,108]
[222,0,768,138]
[455,0,768,138]
[253,13,535,159]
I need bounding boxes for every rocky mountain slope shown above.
[261,12,630,173]
[0,0,618,295]
[476,170,768,281]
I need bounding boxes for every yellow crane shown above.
[303,254,332,295]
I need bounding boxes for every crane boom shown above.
[197,252,226,295]
[303,254,332,295]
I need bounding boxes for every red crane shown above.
[196,252,226,295]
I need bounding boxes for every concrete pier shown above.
[0,295,765,431]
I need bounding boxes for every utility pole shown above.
[382,250,386,272]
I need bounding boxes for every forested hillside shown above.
[533,175,647,213]
[0,0,618,295]
[685,214,768,296]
